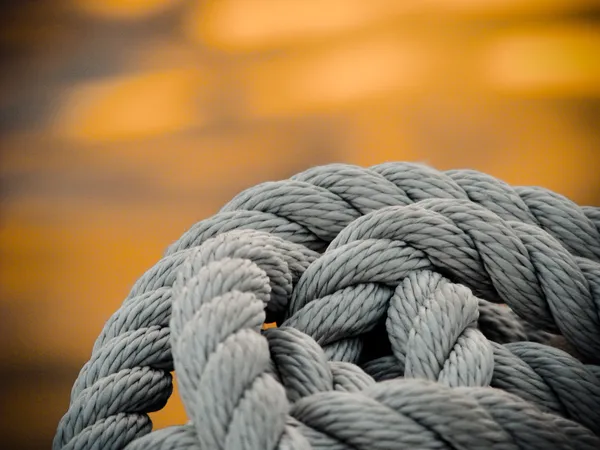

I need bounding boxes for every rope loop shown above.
[54,163,600,450]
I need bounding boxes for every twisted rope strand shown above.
[54,163,600,450]
[387,270,600,432]
[284,260,600,431]
[167,163,600,261]
[54,231,318,450]
[149,233,599,450]
[321,200,600,361]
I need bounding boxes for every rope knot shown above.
[53,163,600,450]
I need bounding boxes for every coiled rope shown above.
[54,162,600,450]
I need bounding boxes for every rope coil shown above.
[54,163,600,450]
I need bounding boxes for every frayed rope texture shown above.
[53,162,600,450]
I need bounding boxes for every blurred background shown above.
[0,0,599,448]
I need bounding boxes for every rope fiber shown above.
[54,162,600,450]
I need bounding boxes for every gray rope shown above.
[57,235,525,449]
[53,163,600,450]
[284,265,600,432]
[313,199,600,361]
[128,239,598,450]
[55,231,319,450]
[168,163,600,261]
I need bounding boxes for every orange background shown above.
[0,1,599,448]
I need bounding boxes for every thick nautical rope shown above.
[53,163,600,450]
[169,163,600,258]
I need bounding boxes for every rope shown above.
[53,163,600,450]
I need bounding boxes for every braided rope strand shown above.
[130,231,599,450]
[284,259,600,431]
[168,163,600,261]
[322,200,600,361]
[54,232,318,450]
[156,233,600,449]
[53,163,600,450]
